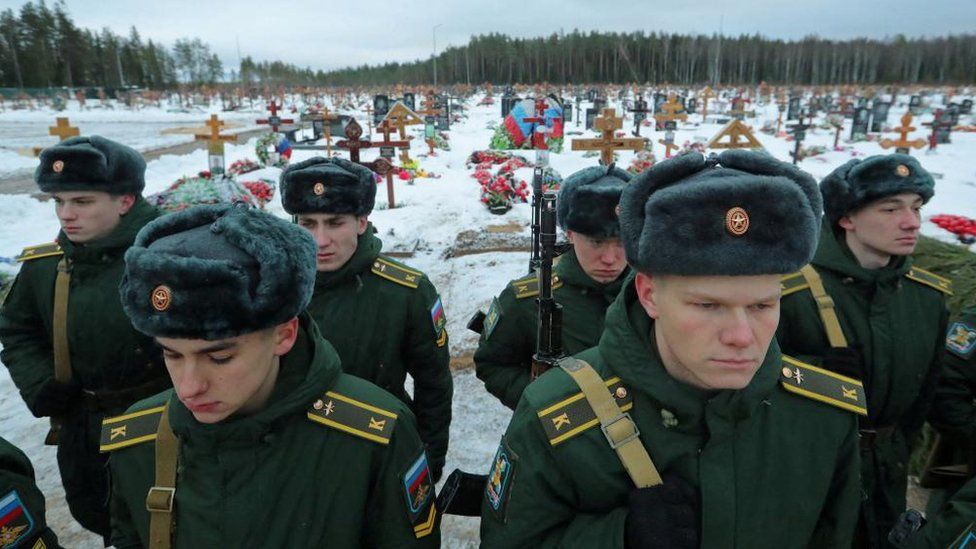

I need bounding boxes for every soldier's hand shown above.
[625,474,699,549]
[823,345,864,379]
[31,379,81,417]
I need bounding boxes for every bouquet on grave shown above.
[490,125,516,150]
[796,145,827,160]
[628,150,658,175]
[255,132,293,168]
[465,150,531,169]
[479,171,530,212]
[678,140,707,155]
[433,132,451,151]
[540,166,562,192]
[149,172,276,212]
[227,159,261,176]
[397,159,440,183]
[930,214,976,245]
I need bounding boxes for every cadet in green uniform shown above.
[898,474,976,548]
[776,154,950,548]
[481,151,864,548]
[0,137,167,539]
[279,157,452,481]
[0,436,61,549]
[474,165,631,409]
[104,204,439,547]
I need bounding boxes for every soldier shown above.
[776,154,950,548]
[0,436,61,549]
[480,151,863,548]
[0,136,168,540]
[896,475,976,548]
[279,157,452,481]
[104,204,439,547]
[474,165,631,409]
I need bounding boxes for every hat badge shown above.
[895,164,910,177]
[725,207,750,236]
[151,285,172,312]
[52,160,65,173]
[313,182,326,196]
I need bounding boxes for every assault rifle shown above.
[528,166,544,274]
[530,193,564,379]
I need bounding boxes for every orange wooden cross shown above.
[654,94,688,128]
[382,102,422,163]
[571,108,646,165]
[49,117,80,141]
[706,119,764,150]
[658,137,679,158]
[194,115,236,174]
[880,112,926,154]
[318,106,340,157]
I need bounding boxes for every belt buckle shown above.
[146,486,176,513]
[601,413,640,450]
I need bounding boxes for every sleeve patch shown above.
[947,321,976,359]
[402,451,437,538]
[371,256,422,289]
[99,406,165,452]
[485,439,518,521]
[430,296,447,347]
[950,522,976,548]
[483,298,502,341]
[0,490,35,546]
[780,355,868,416]
[307,391,398,445]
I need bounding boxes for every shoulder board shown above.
[537,376,632,446]
[371,256,422,289]
[99,405,165,452]
[16,242,63,262]
[307,391,398,445]
[905,267,953,295]
[511,273,563,299]
[780,271,809,297]
[780,355,868,416]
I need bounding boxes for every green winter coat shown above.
[106,315,439,548]
[474,249,628,410]
[305,226,452,479]
[480,281,862,548]
[776,223,950,547]
[903,474,976,548]
[0,436,61,549]
[0,198,166,536]
[930,305,976,440]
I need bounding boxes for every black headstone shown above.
[947,104,961,126]
[961,99,973,115]
[686,98,698,115]
[593,98,606,112]
[402,93,416,112]
[585,108,597,130]
[436,114,450,131]
[909,95,922,115]
[561,98,572,122]
[851,107,870,139]
[870,102,891,133]
[373,95,390,125]
[654,93,667,114]
[787,97,800,121]
[501,95,519,118]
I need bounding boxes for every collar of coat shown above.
[812,220,912,285]
[57,197,158,263]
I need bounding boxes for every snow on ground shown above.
[0,90,974,546]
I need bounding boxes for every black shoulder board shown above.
[511,273,563,299]
[780,271,809,297]
[307,391,398,445]
[99,405,165,452]
[537,376,632,446]
[780,355,868,416]
[905,267,953,295]
[16,242,63,262]
[371,256,422,289]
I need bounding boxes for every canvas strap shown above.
[799,265,849,348]
[146,402,178,549]
[559,358,662,488]
[45,258,72,445]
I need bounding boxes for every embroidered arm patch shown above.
[402,451,437,538]
[946,321,976,359]
[485,438,518,522]
[0,490,35,547]
[483,297,502,341]
[430,296,447,348]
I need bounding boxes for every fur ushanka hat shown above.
[279,156,376,216]
[820,153,934,225]
[557,164,631,238]
[36,135,146,195]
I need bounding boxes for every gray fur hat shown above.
[619,150,822,275]
[279,156,376,216]
[120,204,317,340]
[557,164,631,238]
[820,154,934,225]
[35,135,146,195]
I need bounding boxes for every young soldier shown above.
[776,154,950,548]
[474,165,631,409]
[0,436,62,548]
[279,157,452,481]
[104,204,439,547]
[481,151,863,548]
[0,136,168,539]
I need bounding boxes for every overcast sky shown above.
[5,0,975,72]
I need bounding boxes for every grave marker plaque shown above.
[585,108,598,130]
[686,97,698,115]
[870,102,891,133]
[960,99,973,115]
[851,107,870,139]
[909,95,922,115]
[403,93,416,112]
[374,95,390,125]
[787,96,800,121]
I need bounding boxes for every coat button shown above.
[661,409,678,428]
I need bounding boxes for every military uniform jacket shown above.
[0,436,61,549]
[904,474,976,548]
[480,283,862,548]
[105,317,439,548]
[474,250,628,410]
[930,305,976,440]
[305,226,452,479]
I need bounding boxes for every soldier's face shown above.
[839,193,923,267]
[635,273,781,390]
[52,191,135,243]
[296,213,369,272]
[156,318,299,424]
[567,231,627,284]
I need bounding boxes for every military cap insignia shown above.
[99,405,165,452]
[483,298,502,340]
[779,355,868,416]
[511,273,562,299]
[946,321,976,359]
[0,490,35,548]
[905,267,953,295]
[949,522,976,549]
[779,271,810,297]
[15,242,63,262]
[371,256,421,289]
[537,376,633,445]
[307,391,398,444]
[52,160,64,173]
[485,439,518,520]
[151,285,172,312]
[402,451,437,538]
[725,207,749,236]
[430,296,447,347]
[312,182,326,196]
[895,164,910,177]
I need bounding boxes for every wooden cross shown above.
[706,119,764,150]
[364,104,374,138]
[629,95,652,137]
[381,102,422,163]
[363,120,410,209]
[787,115,812,165]
[317,106,340,157]
[728,97,754,120]
[829,115,844,149]
[256,99,294,133]
[335,118,375,163]
[194,115,237,175]
[654,94,688,129]
[49,117,80,141]
[700,87,716,120]
[880,112,926,154]
[657,135,679,158]
[571,108,646,165]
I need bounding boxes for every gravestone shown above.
[961,99,973,115]
[946,104,961,126]
[561,97,572,122]
[593,97,606,112]
[653,93,667,115]
[851,107,870,139]
[501,93,520,118]
[870,101,891,133]
[374,95,390,125]
[402,93,416,112]
[686,97,698,115]
[909,95,922,115]
[787,96,800,121]
[585,108,598,130]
